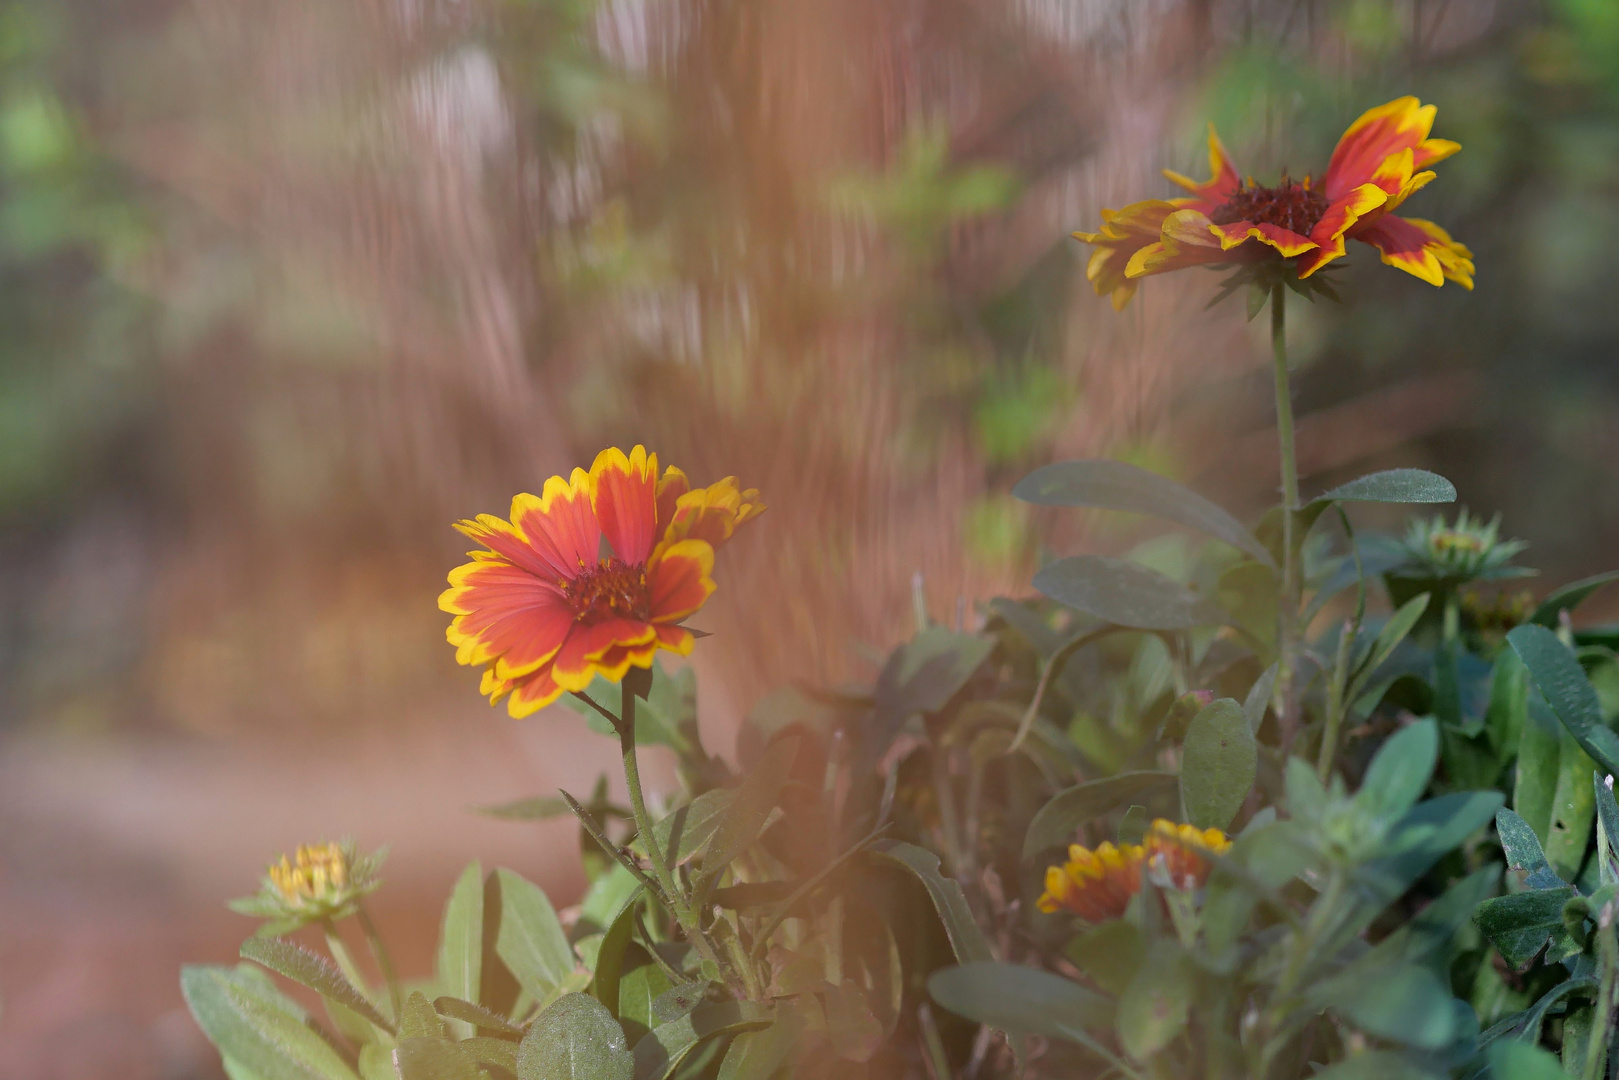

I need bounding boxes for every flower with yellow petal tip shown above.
[440,446,764,718]
[1143,820,1232,891]
[1073,96,1472,307]
[229,841,383,930]
[1037,820,1230,920]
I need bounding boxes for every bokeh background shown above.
[3,0,1619,1073]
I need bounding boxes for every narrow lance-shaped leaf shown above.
[1509,624,1619,776]
[239,938,394,1035]
[1531,570,1619,628]
[436,861,483,1037]
[869,840,992,964]
[394,1039,483,1080]
[1023,772,1178,859]
[180,964,361,1080]
[927,962,1113,1042]
[1545,729,1597,882]
[1354,718,1438,827]
[493,868,576,1003]
[1033,555,1222,631]
[699,737,799,883]
[631,1001,772,1080]
[1495,809,1566,890]
[1595,772,1619,889]
[1312,468,1457,506]
[1348,593,1430,699]
[1012,460,1273,566]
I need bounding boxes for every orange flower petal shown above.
[655,465,691,533]
[1072,199,1183,309]
[505,471,599,578]
[1209,220,1317,258]
[1352,214,1474,289]
[550,618,659,691]
[648,539,716,624]
[1322,96,1440,200]
[1296,182,1388,278]
[1162,123,1243,212]
[660,477,765,551]
[441,560,574,677]
[655,624,696,655]
[504,662,564,718]
[591,445,660,566]
[1125,208,1233,278]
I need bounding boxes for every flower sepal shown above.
[1204,259,1344,321]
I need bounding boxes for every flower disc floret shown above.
[439,446,763,717]
[230,841,382,928]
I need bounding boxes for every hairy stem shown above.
[1271,281,1301,748]
[354,902,402,1022]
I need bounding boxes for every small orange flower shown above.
[1074,96,1472,309]
[439,447,762,717]
[1038,819,1229,920]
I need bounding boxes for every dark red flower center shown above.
[1209,175,1328,237]
[561,558,651,623]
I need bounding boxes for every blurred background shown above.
[3,0,1618,1073]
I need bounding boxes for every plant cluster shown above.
[184,97,1619,1080]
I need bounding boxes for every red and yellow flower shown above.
[1038,819,1230,920]
[1074,96,1473,309]
[439,446,763,718]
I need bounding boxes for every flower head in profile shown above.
[1396,509,1529,584]
[1074,97,1473,309]
[229,841,382,929]
[1038,819,1229,920]
[440,447,763,718]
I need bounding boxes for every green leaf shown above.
[180,965,360,1080]
[1496,809,1565,890]
[927,963,1112,1042]
[1546,729,1597,881]
[1595,772,1619,888]
[1244,663,1277,735]
[563,659,696,752]
[1179,698,1256,831]
[1311,964,1459,1048]
[715,1008,803,1080]
[1307,1050,1440,1080]
[1023,772,1178,858]
[1065,921,1144,997]
[1312,468,1456,506]
[629,790,733,865]
[1011,459,1273,566]
[1513,976,1600,1046]
[518,993,634,1080]
[1489,1042,1569,1080]
[869,840,992,964]
[474,797,573,821]
[399,992,442,1039]
[1116,943,1193,1060]
[631,1001,771,1080]
[394,1038,483,1080]
[1516,689,1562,844]
[823,981,883,1063]
[435,861,483,1038]
[238,938,393,1035]
[1215,561,1278,652]
[1032,555,1222,630]
[618,965,673,1042]
[463,1038,519,1073]
[1354,718,1438,826]
[1510,624,1619,776]
[1532,570,1619,628]
[433,997,522,1038]
[699,737,798,877]
[1474,887,1579,968]
[873,625,996,723]
[590,889,644,1019]
[493,868,577,1003]
[1350,593,1431,698]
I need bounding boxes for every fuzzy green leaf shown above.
[629,790,733,865]
[518,993,634,1080]
[1116,943,1193,1060]
[238,938,393,1035]
[1474,887,1579,968]
[394,1038,483,1080]
[1023,772,1178,858]
[869,840,992,964]
[1355,718,1438,826]
[631,1001,772,1080]
[1496,809,1565,890]
[1179,698,1256,831]
[1011,460,1272,565]
[1033,555,1222,630]
[493,868,576,1002]
[927,963,1112,1042]
[1311,963,1459,1049]
[1313,468,1456,506]
[180,965,360,1080]
[435,861,483,1037]
[1510,623,1619,776]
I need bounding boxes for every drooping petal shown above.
[550,618,659,692]
[1295,182,1388,278]
[1162,123,1243,212]
[503,471,600,579]
[1352,214,1475,289]
[1125,208,1238,278]
[654,624,696,655]
[1073,199,1186,309]
[503,661,565,718]
[591,445,661,566]
[660,478,765,551]
[1322,96,1440,200]
[440,559,574,677]
[655,465,690,533]
[1413,138,1460,171]
[648,539,716,624]
[1208,220,1318,258]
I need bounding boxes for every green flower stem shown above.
[354,901,402,1023]
[1271,280,1301,747]
[615,683,728,981]
[1587,907,1617,1080]
[1316,619,1355,781]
